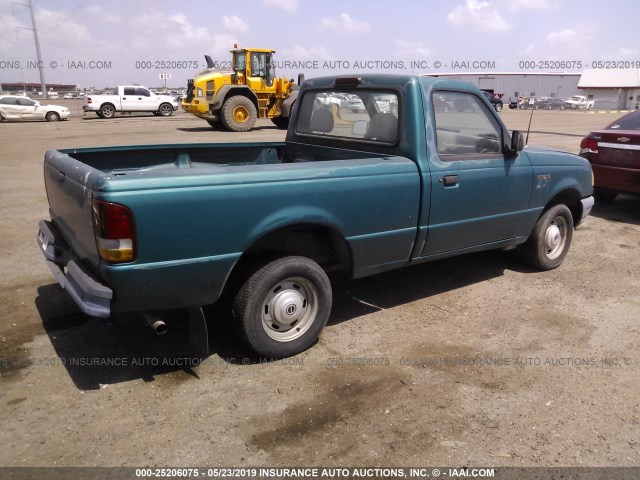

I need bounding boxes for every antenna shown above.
[525,104,534,146]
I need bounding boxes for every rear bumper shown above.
[38,220,112,318]
[592,164,640,195]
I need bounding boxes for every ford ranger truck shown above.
[39,74,594,359]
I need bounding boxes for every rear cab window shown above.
[296,90,400,145]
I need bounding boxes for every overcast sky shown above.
[0,0,639,90]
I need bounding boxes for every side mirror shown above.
[506,130,525,157]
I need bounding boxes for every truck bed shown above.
[43,141,421,313]
[59,142,388,176]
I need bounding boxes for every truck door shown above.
[421,90,534,257]
[135,87,155,111]
[120,86,140,111]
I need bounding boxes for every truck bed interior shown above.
[61,142,389,174]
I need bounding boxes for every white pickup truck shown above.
[83,86,178,118]
[563,95,595,110]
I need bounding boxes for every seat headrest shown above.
[309,109,334,133]
[367,113,398,142]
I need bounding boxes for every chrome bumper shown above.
[38,220,112,318]
[581,196,595,219]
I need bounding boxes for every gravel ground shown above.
[0,109,638,470]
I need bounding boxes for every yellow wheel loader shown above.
[181,46,301,132]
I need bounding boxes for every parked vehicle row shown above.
[510,95,595,110]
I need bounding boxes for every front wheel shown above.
[45,111,60,121]
[157,103,173,117]
[232,256,332,358]
[221,96,257,132]
[521,204,574,270]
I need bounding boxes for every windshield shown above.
[234,51,246,71]
[296,90,399,144]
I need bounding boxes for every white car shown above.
[64,93,74,99]
[563,95,595,110]
[0,95,70,122]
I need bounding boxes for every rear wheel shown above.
[206,119,222,129]
[221,96,257,132]
[521,204,574,270]
[232,256,332,358]
[99,103,115,119]
[157,102,173,116]
[45,111,60,122]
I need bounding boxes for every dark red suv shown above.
[579,109,640,201]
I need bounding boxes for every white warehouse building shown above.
[577,69,640,110]
[427,72,581,103]
[428,69,640,110]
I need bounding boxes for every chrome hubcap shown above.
[262,277,318,342]
[544,218,567,260]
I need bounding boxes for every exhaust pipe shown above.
[143,312,168,335]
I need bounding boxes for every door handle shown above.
[122,97,126,100]
[58,172,66,182]
[441,175,459,186]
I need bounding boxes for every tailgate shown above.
[44,149,101,271]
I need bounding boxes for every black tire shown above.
[157,102,173,117]
[594,188,618,203]
[221,96,257,132]
[206,119,222,129]
[521,204,574,270]
[232,256,332,358]
[99,103,115,119]
[45,111,60,122]
[96,112,104,118]
[271,116,289,129]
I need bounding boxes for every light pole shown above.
[15,0,47,99]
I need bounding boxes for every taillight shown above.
[579,137,598,155]
[92,200,136,263]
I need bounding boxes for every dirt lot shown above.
[0,108,639,469]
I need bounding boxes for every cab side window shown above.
[433,91,502,159]
[135,87,150,97]
[123,87,136,96]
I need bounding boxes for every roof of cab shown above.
[300,73,481,94]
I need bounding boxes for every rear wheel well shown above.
[221,225,351,302]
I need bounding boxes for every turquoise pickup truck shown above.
[38,74,594,358]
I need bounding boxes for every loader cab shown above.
[232,48,277,92]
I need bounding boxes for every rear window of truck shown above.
[296,90,399,144]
